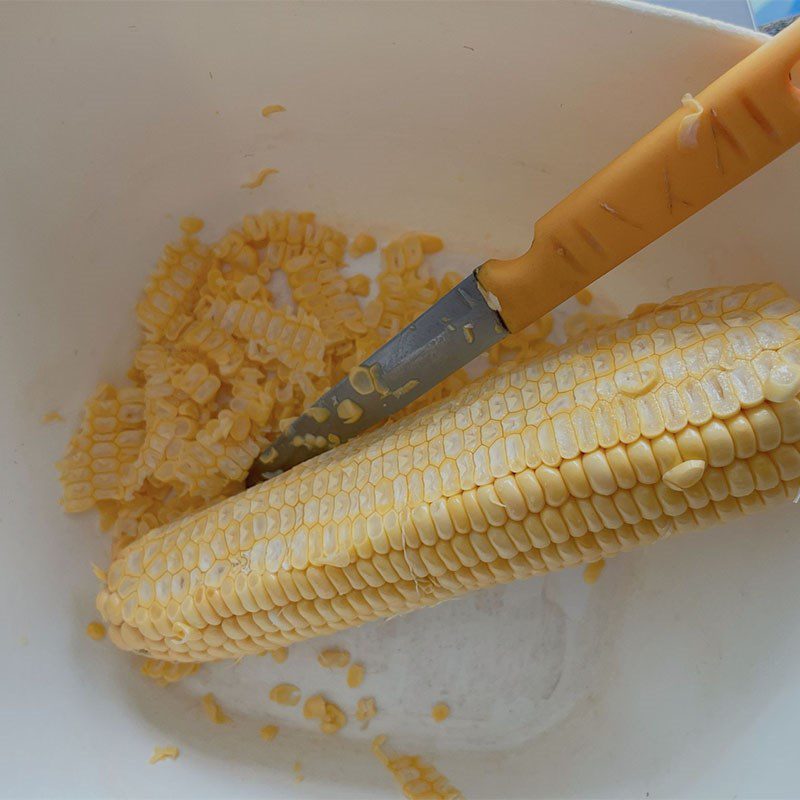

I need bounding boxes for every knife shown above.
[249,20,800,483]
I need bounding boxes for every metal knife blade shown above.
[247,270,506,483]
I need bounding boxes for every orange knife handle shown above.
[479,21,800,333]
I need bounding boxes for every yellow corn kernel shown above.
[355,696,377,728]
[269,683,301,706]
[347,663,365,688]
[202,693,231,724]
[348,234,377,259]
[318,648,350,669]
[417,234,444,254]
[86,621,106,641]
[260,104,286,118]
[431,702,450,723]
[336,398,363,423]
[41,411,65,424]
[149,746,179,764]
[241,168,278,189]
[259,725,279,741]
[346,274,372,296]
[303,694,347,733]
[575,289,594,306]
[179,216,204,234]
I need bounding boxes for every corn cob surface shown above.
[96,282,800,662]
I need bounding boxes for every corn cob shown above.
[97,283,800,662]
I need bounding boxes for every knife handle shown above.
[478,20,800,334]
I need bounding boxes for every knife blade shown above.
[247,270,506,483]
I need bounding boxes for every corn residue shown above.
[348,233,377,259]
[58,213,471,574]
[41,411,65,424]
[202,693,231,724]
[355,696,377,729]
[241,168,279,189]
[318,648,350,669]
[85,621,106,641]
[259,724,279,741]
[431,702,450,723]
[347,663,365,688]
[261,104,286,118]
[149,746,179,764]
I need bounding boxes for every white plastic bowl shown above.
[2,2,800,797]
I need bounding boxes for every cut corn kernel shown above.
[336,398,363,423]
[259,724,279,741]
[417,234,444,254]
[431,702,450,723]
[41,411,65,424]
[318,648,350,669]
[582,559,606,585]
[269,683,301,706]
[348,234,377,259]
[180,217,204,234]
[356,696,377,728]
[303,693,347,733]
[346,274,371,296]
[202,693,230,724]
[241,168,278,189]
[260,104,286,118]
[149,746,179,764]
[86,621,106,641]
[372,736,462,800]
[347,663,365,688]
[576,289,594,306]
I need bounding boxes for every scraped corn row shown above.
[372,736,463,800]
[58,213,462,562]
[96,283,800,662]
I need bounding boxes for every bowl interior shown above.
[2,2,800,797]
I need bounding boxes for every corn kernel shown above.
[149,746,179,764]
[202,693,231,724]
[347,663,365,688]
[269,683,301,706]
[317,648,350,669]
[86,621,106,641]
[259,725,279,741]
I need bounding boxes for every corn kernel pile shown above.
[58,212,482,561]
